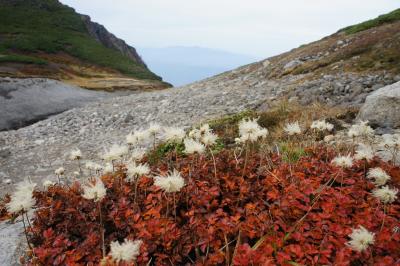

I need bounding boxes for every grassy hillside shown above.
[0,0,161,81]
[340,8,400,34]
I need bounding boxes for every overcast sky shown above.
[61,0,399,58]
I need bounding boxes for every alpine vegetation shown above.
[1,117,399,265]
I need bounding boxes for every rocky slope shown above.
[0,0,169,91]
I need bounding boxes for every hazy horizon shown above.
[60,0,399,58]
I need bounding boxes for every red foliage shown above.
[21,147,400,265]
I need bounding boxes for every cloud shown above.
[60,0,399,57]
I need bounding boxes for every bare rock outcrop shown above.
[358,81,400,128]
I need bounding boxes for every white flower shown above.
[82,178,107,202]
[130,148,146,162]
[367,167,391,186]
[126,162,150,181]
[55,167,65,176]
[85,161,103,171]
[147,123,162,135]
[6,180,36,214]
[380,134,400,149]
[163,127,186,142]
[354,144,374,161]
[154,169,185,193]
[73,171,80,178]
[126,130,150,146]
[109,239,142,263]
[311,120,334,131]
[372,186,398,204]
[201,131,218,146]
[331,154,353,168]
[238,118,268,143]
[347,226,375,252]
[103,163,114,174]
[184,138,205,154]
[102,144,128,161]
[69,149,82,160]
[43,180,55,189]
[200,123,210,133]
[284,121,301,136]
[348,121,374,138]
[188,128,201,140]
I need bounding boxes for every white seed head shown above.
[130,148,146,162]
[69,149,82,160]
[354,144,374,161]
[367,167,391,186]
[201,131,218,146]
[163,127,186,142]
[372,186,398,204]
[183,138,205,154]
[348,121,374,138]
[102,144,128,161]
[331,154,353,168]
[238,118,268,143]
[284,121,301,136]
[311,120,334,131]
[126,162,150,181]
[147,123,162,135]
[154,169,185,193]
[109,239,142,263]
[43,180,55,189]
[82,178,107,202]
[126,130,150,146]
[6,180,36,214]
[55,167,65,176]
[347,226,375,252]
[103,163,114,174]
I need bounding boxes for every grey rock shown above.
[0,220,26,266]
[358,81,400,128]
[0,78,111,131]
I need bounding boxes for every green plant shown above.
[0,0,161,80]
[279,142,307,163]
[340,8,400,35]
[0,54,47,65]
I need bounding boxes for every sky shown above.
[61,0,399,58]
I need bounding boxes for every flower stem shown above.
[98,201,105,258]
[21,212,33,251]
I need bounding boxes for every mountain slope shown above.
[180,9,400,108]
[0,0,170,90]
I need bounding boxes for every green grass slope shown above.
[0,0,161,80]
[340,8,400,34]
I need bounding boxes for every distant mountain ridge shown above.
[139,46,258,86]
[0,0,170,91]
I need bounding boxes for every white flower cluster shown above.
[154,169,185,193]
[163,126,186,142]
[348,121,374,138]
[347,226,375,252]
[82,178,107,202]
[109,239,142,263]
[102,144,129,161]
[85,161,103,172]
[183,138,205,155]
[43,180,56,189]
[311,120,334,132]
[331,154,353,168]
[372,186,398,204]
[236,118,268,143]
[354,144,374,161]
[367,167,391,186]
[126,162,150,181]
[189,124,218,146]
[6,180,36,214]
[284,121,301,136]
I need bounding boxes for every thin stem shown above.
[380,204,386,232]
[98,201,105,258]
[241,141,249,178]
[209,147,218,180]
[21,212,33,251]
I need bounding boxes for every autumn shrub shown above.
[2,145,395,265]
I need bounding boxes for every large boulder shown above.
[358,81,400,128]
[0,78,109,131]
